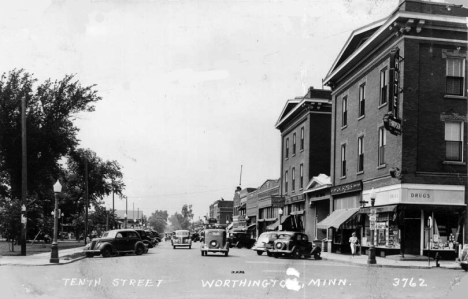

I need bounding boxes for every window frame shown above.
[378,127,386,166]
[445,121,464,162]
[358,83,365,118]
[380,67,388,106]
[446,57,465,96]
[300,164,304,189]
[300,127,304,150]
[342,96,348,128]
[358,136,364,173]
[292,168,295,192]
[341,144,347,177]
[285,171,288,193]
[293,133,296,155]
[285,138,289,159]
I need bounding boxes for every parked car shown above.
[172,230,192,249]
[228,232,256,249]
[200,229,229,256]
[191,232,201,242]
[460,244,468,271]
[134,229,155,249]
[83,229,147,258]
[252,232,278,256]
[268,231,315,259]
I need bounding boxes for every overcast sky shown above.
[3,0,462,221]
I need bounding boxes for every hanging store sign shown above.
[331,180,362,195]
[271,196,285,208]
[383,113,402,136]
[384,47,403,136]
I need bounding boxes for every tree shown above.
[148,210,168,233]
[0,69,102,246]
[168,205,194,231]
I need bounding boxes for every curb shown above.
[0,255,86,267]
[320,256,461,270]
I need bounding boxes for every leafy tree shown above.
[148,210,168,233]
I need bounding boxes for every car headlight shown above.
[276,242,282,249]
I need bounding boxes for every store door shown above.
[403,219,420,255]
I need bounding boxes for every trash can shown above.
[322,239,328,252]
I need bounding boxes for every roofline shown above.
[275,98,331,129]
[274,99,301,128]
[323,11,468,85]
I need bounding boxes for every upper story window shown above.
[358,136,364,173]
[378,127,386,166]
[300,127,304,150]
[293,133,296,155]
[342,97,348,127]
[341,144,346,177]
[358,83,365,118]
[445,121,464,162]
[446,58,465,96]
[380,68,388,105]
[300,164,303,189]
[285,138,289,159]
[292,168,295,192]
[284,171,288,193]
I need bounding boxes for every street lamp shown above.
[61,213,64,240]
[368,188,377,265]
[124,213,127,229]
[278,208,283,231]
[50,180,62,263]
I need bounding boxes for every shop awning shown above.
[281,215,292,224]
[316,208,360,229]
[258,219,265,222]
[266,219,280,231]
[265,218,277,222]
[290,210,304,215]
[247,224,256,230]
[226,223,233,231]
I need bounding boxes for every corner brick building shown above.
[322,0,467,258]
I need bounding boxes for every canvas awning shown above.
[266,219,280,231]
[226,223,233,231]
[247,224,256,230]
[316,208,359,229]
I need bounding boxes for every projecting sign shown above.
[383,112,402,136]
[369,215,377,221]
[370,208,376,215]
[370,222,376,230]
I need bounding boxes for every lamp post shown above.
[124,213,127,229]
[61,213,64,240]
[50,180,62,263]
[278,208,283,231]
[368,188,377,265]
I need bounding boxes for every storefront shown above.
[304,174,332,241]
[360,184,466,259]
[257,196,284,235]
[282,194,306,232]
[318,180,362,254]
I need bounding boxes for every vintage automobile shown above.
[200,229,229,256]
[460,244,468,271]
[172,230,192,249]
[83,229,147,258]
[252,232,278,256]
[134,229,155,250]
[228,232,256,249]
[268,231,315,259]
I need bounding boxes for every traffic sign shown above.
[369,215,377,221]
[370,208,376,215]
[370,222,376,230]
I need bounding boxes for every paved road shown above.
[0,241,467,299]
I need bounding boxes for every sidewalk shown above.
[320,251,462,270]
[0,245,86,266]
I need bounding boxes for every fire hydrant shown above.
[435,252,440,267]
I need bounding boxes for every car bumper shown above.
[201,245,228,253]
[252,247,270,252]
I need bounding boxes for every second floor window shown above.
[293,133,296,155]
[286,138,289,159]
[446,58,465,96]
[300,127,304,150]
[359,83,365,117]
[378,127,386,166]
[445,121,463,162]
[285,171,288,193]
[342,97,348,127]
[341,144,346,177]
[358,136,364,172]
[300,164,303,189]
[292,168,295,192]
[380,68,387,105]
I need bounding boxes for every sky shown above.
[2,0,463,221]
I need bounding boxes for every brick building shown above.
[256,179,281,235]
[275,87,332,240]
[322,0,467,258]
[209,199,233,225]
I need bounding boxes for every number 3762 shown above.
[393,278,427,287]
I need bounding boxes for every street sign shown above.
[369,215,377,221]
[370,208,376,215]
[370,222,376,230]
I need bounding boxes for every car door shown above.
[114,232,128,251]
[127,231,140,251]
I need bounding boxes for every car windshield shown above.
[258,234,277,242]
[277,234,293,240]
[176,231,189,236]
[102,231,117,238]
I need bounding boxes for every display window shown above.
[424,212,459,250]
[362,216,400,248]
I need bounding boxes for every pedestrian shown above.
[349,232,359,257]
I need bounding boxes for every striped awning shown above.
[317,208,359,230]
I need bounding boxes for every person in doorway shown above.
[349,232,359,257]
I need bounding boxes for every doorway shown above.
[403,219,421,255]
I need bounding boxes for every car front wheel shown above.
[135,245,144,255]
[256,251,263,256]
[101,247,111,258]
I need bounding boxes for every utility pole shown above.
[85,159,89,245]
[21,96,27,256]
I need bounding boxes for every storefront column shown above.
[420,210,424,255]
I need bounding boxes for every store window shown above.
[424,212,459,250]
[445,121,463,162]
[446,58,465,96]
[285,171,288,193]
[285,138,289,159]
[292,168,295,192]
[293,133,296,155]
[300,164,303,189]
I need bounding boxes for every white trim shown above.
[361,183,464,194]
[406,35,467,45]
[275,98,331,129]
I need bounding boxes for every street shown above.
[0,241,467,299]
